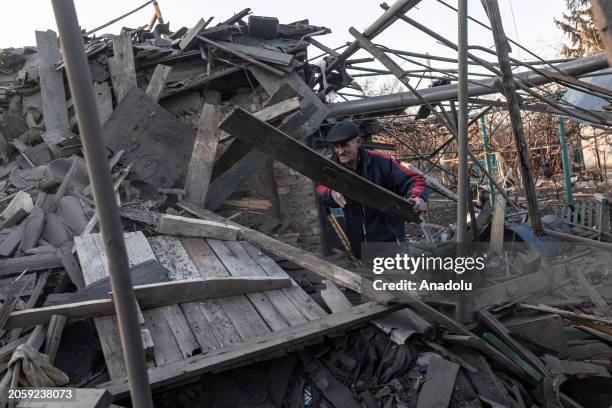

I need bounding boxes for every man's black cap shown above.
[326,119,359,144]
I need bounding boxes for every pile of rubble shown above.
[0,3,611,408]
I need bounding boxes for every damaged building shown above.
[0,0,611,407]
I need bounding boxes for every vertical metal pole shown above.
[457,0,469,244]
[558,117,574,208]
[50,1,153,407]
[456,0,468,324]
[480,115,496,206]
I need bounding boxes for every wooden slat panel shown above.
[75,232,173,379]
[179,238,269,343]
[148,236,211,357]
[242,242,327,321]
[208,240,291,331]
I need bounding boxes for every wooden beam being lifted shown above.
[218,107,420,223]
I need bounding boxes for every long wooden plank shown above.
[35,30,69,144]
[490,194,507,254]
[0,253,62,277]
[179,18,207,50]
[99,302,404,399]
[184,103,223,207]
[155,214,241,240]
[108,31,137,103]
[218,107,418,223]
[215,41,294,66]
[197,36,284,76]
[5,277,290,328]
[145,64,172,102]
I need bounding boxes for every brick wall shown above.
[273,161,322,252]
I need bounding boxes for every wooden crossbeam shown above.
[5,276,291,329]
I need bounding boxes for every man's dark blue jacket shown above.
[316,148,429,259]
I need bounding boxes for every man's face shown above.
[333,138,361,166]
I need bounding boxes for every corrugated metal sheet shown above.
[563,68,612,112]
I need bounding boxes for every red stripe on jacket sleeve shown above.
[316,185,332,196]
[367,150,427,198]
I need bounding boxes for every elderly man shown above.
[316,119,429,259]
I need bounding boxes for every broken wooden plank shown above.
[569,269,610,316]
[0,223,26,257]
[197,36,284,76]
[93,82,113,125]
[0,278,28,337]
[17,207,46,255]
[490,194,507,254]
[218,107,419,223]
[99,301,404,399]
[5,276,291,328]
[35,30,69,146]
[0,253,62,277]
[155,214,241,240]
[416,355,459,408]
[9,270,50,341]
[0,191,33,229]
[145,64,172,102]
[108,31,137,102]
[215,41,294,66]
[51,157,79,211]
[184,103,223,207]
[179,18,208,50]
[478,309,550,375]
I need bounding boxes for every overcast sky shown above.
[2,0,569,92]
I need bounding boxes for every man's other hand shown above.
[408,197,427,213]
[331,190,347,208]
